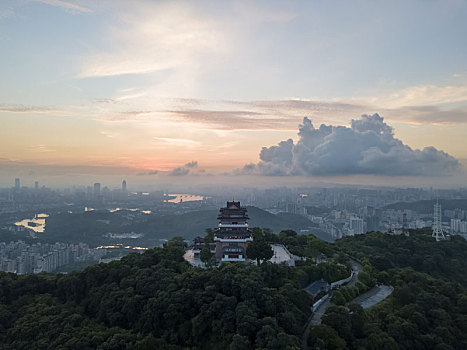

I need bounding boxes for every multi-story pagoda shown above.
[214,201,253,262]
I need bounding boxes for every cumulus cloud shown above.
[122,161,201,177]
[240,114,461,177]
[184,161,198,168]
[168,161,199,176]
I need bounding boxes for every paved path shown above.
[348,258,362,287]
[309,257,363,325]
[352,284,394,309]
[301,295,331,349]
[310,297,331,326]
[301,257,364,349]
[182,249,205,267]
[301,307,314,350]
[184,244,295,267]
[270,244,295,265]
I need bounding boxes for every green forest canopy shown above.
[0,229,466,349]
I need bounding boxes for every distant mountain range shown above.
[384,199,467,213]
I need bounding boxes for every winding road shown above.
[301,257,393,349]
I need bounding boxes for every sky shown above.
[1,0,467,188]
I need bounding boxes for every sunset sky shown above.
[1,0,467,187]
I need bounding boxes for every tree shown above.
[200,246,213,266]
[229,334,250,350]
[309,324,346,350]
[331,291,346,306]
[280,230,298,237]
[204,228,214,243]
[247,239,274,265]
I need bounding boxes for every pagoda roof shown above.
[219,201,248,216]
[226,201,241,209]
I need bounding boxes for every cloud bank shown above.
[168,161,199,176]
[240,114,461,177]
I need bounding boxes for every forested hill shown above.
[336,229,467,285]
[1,229,467,349]
[0,238,312,349]
[309,229,467,349]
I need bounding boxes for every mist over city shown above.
[1,1,467,349]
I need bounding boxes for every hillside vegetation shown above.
[0,238,311,349]
[1,229,466,349]
[310,229,467,349]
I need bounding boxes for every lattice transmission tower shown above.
[432,201,445,241]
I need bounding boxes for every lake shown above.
[166,193,204,203]
[15,213,48,233]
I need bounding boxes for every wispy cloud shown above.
[0,103,55,114]
[164,109,297,130]
[31,0,92,13]
[0,158,136,176]
[137,169,159,176]
[233,2,297,23]
[92,91,467,132]
[27,145,55,153]
[118,110,153,117]
[351,85,467,109]
[153,137,200,147]
[100,130,119,138]
[383,105,467,125]
[77,2,227,78]
[0,7,14,19]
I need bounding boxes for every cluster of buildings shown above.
[277,187,467,239]
[0,177,216,217]
[450,219,467,233]
[303,207,435,239]
[445,208,467,233]
[0,241,107,274]
[288,198,467,238]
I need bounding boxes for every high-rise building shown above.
[349,217,364,235]
[451,218,461,233]
[34,181,39,190]
[214,201,253,262]
[93,183,101,197]
[14,178,20,189]
[122,180,127,193]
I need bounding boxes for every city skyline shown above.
[1,0,467,187]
